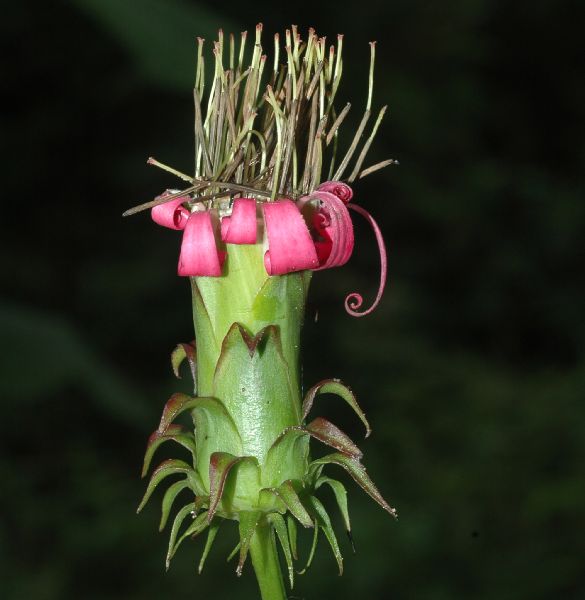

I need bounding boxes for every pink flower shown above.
[317,180,354,204]
[221,198,258,244]
[151,192,190,230]
[262,200,319,275]
[150,181,387,316]
[301,190,354,270]
[177,210,225,276]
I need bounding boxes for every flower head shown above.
[132,26,398,594]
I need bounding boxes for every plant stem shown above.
[249,521,287,600]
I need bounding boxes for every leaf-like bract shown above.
[269,513,294,588]
[159,479,191,531]
[302,379,371,437]
[141,424,196,477]
[287,514,298,560]
[165,502,196,569]
[198,520,221,574]
[236,511,261,576]
[316,476,351,534]
[170,511,209,563]
[306,417,362,459]
[171,341,197,391]
[307,495,343,575]
[137,459,198,514]
[261,480,313,528]
[310,453,396,517]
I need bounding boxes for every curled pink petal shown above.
[221,198,257,244]
[305,190,354,270]
[178,210,225,277]
[151,192,190,230]
[344,203,388,317]
[262,200,319,275]
[317,180,354,204]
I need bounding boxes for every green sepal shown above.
[212,323,301,465]
[208,452,247,521]
[169,511,209,565]
[137,459,199,514]
[157,393,242,491]
[306,417,363,459]
[198,520,221,574]
[307,495,343,575]
[189,279,219,392]
[165,502,196,570]
[315,476,351,534]
[192,248,310,401]
[171,341,197,392]
[310,453,397,518]
[141,424,196,478]
[287,514,298,560]
[260,480,313,528]
[159,479,191,531]
[263,426,309,487]
[194,405,244,491]
[302,379,371,437]
[269,513,294,588]
[250,269,311,396]
[157,393,241,448]
[236,511,261,576]
[223,456,262,516]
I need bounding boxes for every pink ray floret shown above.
[262,200,319,275]
[151,193,190,230]
[221,198,258,244]
[178,211,225,276]
[317,180,354,204]
[309,190,355,270]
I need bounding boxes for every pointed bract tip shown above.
[347,530,356,554]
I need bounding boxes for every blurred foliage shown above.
[1,0,584,598]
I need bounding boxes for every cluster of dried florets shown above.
[124,24,396,314]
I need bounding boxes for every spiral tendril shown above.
[344,203,387,317]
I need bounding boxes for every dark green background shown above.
[1,1,584,598]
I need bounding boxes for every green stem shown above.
[249,521,287,600]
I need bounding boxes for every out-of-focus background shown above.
[1,1,584,598]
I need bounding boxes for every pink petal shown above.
[262,200,319,275]
[151,192,190,230]
[317,180,354,204]
[344,203,388,317]
[306,190,355,270]
[177,210,225,277]
[220,198,257,244]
